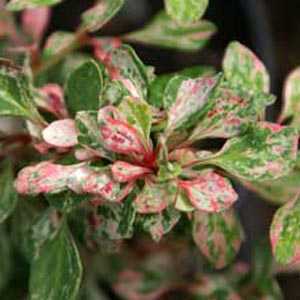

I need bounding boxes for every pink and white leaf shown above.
[179,170,238,213]
[42,119,78,148]
[111,161,152,183]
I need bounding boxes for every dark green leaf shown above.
[66,60,103,116]
[29,223,83,300]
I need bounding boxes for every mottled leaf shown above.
[0,160,18,223]
[165,0,208,24]
[29,223,82,300]
[42,31,76,60]
[166,75,218,134]
[139,206,181,242]
[278,67,300,128]
[148,65,215,108]
[223,41,270,93]
[124,12,216,52]
[179,170,238,213]
[75,111,113,160]
[7,0,61,11]
[270,196,300,264]
[118,97,152,146]
[81,0,124,32]
[192,209,243,269]
[135,181,177,214]
[111,161,152,183]
[42,119,78,148]
[65,60,103,116]
[0,59,44,124]
[208,122,298,181]
[187,82,275,142]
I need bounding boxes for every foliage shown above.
[0,0,299,299]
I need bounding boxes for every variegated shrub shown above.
[0,0,299,299]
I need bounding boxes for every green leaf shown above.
[7,0,62,11]
[0,59,44,124]
[187,81,275,142]
[223,41,270,93]
[0,160,18,223]
[124,11,216,52]
[0,226,12,292]
[138,206,181,242]
[29,223,83,300]
[66,60,103,116]
[95,196,136,240]
[118,97,152,145]
[270,196,300,264]
[192,209,244,269]
[42,31,76,61]
[81,0,124,32]
[75,110,114,160]
[108,45,151,99]
[148,65,215,107]
[165,0,209,24]
[207,122,298,181]
[166,75,219,134]
[278,67,300,128]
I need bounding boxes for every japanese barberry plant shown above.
[0,0,300,299]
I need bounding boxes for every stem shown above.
[32,28,89,77]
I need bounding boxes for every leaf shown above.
[95,196,136,240]
[0,160,18,223]
[118,97,152,146]
[148,65,215,108]
[166,75,219,134]
[209,122,298,181]
[192,209,244,269]
[278,67,300,127]
[29,223,83,300]
[7,0,61,11]
[75,111,114,160]
[21,7,51,42]
[270,196,300,264]
[26,208,59,261]
[81,0,124,32]
[165,0,208,24]
[223,41,270,93]
[15,162,77,195]
[139,206,181,242]
[124,11,216,52]
[179,170,238,213]
[0,225,12,292]
[135,181,177,214]
[0,59,44,124]
[42,119,78,148]
[111,161,152,183]
[187,82,275,142]
[65,60,103,116]
[105,45,150,99]
[42,31,76,60]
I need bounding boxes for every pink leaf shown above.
[111,161,152,183]
[39,84,69,119]
[98,107,147,158]
[42,119,78,148]
[67,166,120,201]
[179,170,238,212]
[21,8,51,42]
[15,162,75,195]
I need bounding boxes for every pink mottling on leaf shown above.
[42,119,78,148]
[260,122,283,133]
[179,171,238,213]
[22,8,51,42]
[111,161,152,183]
